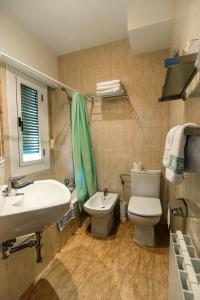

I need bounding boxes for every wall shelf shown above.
[185,71,200,99]
[158,53,198,102]
[94,84,129,102]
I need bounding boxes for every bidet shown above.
[84,192,118,237]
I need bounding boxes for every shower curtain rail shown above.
[0,52,128,103]
[61,87,94,103]
[0,52,94,103]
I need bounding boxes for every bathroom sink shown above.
[0,179,71,241]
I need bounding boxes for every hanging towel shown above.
[96,83,121,92]
[71,92,97,210]
[163,123,197,184]
[163,126,180,167]
[96,80,120,88]
[57,200,76,231]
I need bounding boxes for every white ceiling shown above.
[1,0,128,55]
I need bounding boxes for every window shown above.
[16,76,49,167]
[6,67,50,176]
[19,83,41,164]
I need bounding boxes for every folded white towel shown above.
[96,91,124,98]
[96,80,120,88]
[57,200,76,231]
[96,87,124,97]
[96,83,121,92]
[163,123,197,184]
[97,86,121,94]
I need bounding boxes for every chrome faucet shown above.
[103,188,108,197]
[2,175,34,197]
[8,176,26,194]
[64,178,75,192]
[9,176,34,189]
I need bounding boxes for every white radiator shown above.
[169,231,200,300]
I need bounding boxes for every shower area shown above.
[50,87,132,204]
[50,41,168,211]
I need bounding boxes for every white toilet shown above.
[128,169,162,246]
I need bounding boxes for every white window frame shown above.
[6,66,50,176]
[17,77,43,166]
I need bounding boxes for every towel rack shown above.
[185,127,200,136]
[95,84,129,101]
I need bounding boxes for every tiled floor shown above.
[20,219,169,300]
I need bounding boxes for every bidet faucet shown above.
[103,188,108,197]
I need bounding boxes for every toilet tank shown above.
[131,169,161,198]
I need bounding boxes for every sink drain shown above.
[101,206,105,208]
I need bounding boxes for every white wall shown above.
[171,0,200,51]
[0,12,58,79]
[127,0,174,53]
[128,0,173,31]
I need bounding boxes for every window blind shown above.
[21,83,40,155]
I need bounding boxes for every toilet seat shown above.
[128,196,162,217]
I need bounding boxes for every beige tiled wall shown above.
[56,39,169,204]
[0,64,81,300]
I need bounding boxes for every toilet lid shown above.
[128,196,162,217]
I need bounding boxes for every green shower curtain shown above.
[71,91,97,210]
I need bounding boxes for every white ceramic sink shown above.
[0,179,71,241]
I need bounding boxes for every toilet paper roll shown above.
[133,162,142,172]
